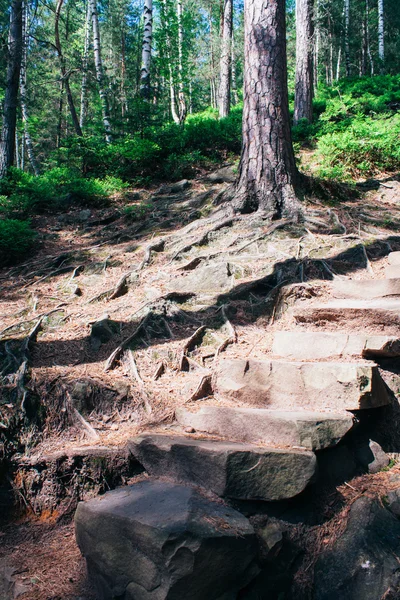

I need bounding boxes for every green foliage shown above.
[123,202,153,221]
[0,219,37,266]
[0,167,127,216]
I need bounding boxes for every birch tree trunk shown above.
[293,0,314,125]
[80,1,90,129]
[0,0,23,178]
[344,0,350,77]
[176,0,187,124]
[89,0,112,143]
[234,0,301,219]
[366,0,374,75]
[218,0,233,118]
[55,0,82,137]
[160,0,179,123]
[140,0,153,100]
[378,0,384,72]
[20,0,40,175]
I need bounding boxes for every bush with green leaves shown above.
[0,219,37,266]
[0,167,127,216]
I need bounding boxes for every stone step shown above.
[294,299,400,329]
[75,479,257,600]
[214,359,390,412]
[332,278,400,299]
[175,406,354,451]
[385,264,400,279]
[128,434,316,501]
[388,251,400,265]
[272,331,400,360]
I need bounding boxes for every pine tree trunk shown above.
[80,1,90,129]
[231,33,239,105]
[55,0,83,137]
[176,0,186,124]
[378,0,384,72]
[365,0,374,75]
[234,0,301,219]
[89,0,112,142]
[313,0,319,89]
[0,0,23,178]
[140,0,153,100]
[344,0,350,77]
[20,0,40,175]
[294,0,314,125]
[218,0,233,118]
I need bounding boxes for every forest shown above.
[1,0,400,599]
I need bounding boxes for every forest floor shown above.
[1,163,400,599]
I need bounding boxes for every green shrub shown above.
[123,202,153,221]
[0,219,37,265]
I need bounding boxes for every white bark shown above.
[378,0,384,71]
[80,1,90,129]
[20,0,40,175]
[176,0,186,124]
[344,0,350,77]
[89,0,112,143]
[140,0,153,100]
[218,0,233,118]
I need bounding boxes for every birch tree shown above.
[80,2,91,129]
[234,0,301,218]
[344,0,350,77]
[378,0,384,71]
[293,0,314,125]
[20,0,40,174]
[176,0,187,124]
[218,0,233,118]
[140,0,153,99]
[0,0,23,178]
[89,0,112,142]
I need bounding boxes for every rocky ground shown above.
[1,166,400,599]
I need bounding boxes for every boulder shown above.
[207,166,236,184]
[314,497,400,600]
[90,315,118,350]
[214,359,390,412]
[75,479,257,600]
[385,265,400,279]
[294,299,400,329]
[156,180,191,195]
[332,278,400,299]
[354,439,390,474]
[173,262,233,294]
[386,487,400,517]
[272,331,400,360]
[175,406,354,451]
[128,435,316,501]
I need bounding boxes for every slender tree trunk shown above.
[55,0,82,137]
[176,0,186,124]
[218,0,233,118]
[140,0,153,99]
[294,0,314,124]
[15,129,20,169]
[365,0,374,75]
[328,15,334,84]
[20,0,40,175]
[313,0,319,89]
[21,132,25,170]
[169,68,180,124]
[89,0,112,142]
[0,0,23,178]
[378,0,384,72]
[209,13,217,109]
[344,0,350,77]
[231,33,239,105]
[56,81,64,148]
[121,29,128,118]
[336,46,342,80]
[234,0,301,218]
[80,1,90,129]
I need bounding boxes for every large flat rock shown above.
[214,359,390,411]
[272,331,400,360]
[388,251,400,265]
[128,435,316,501]
[175,405,354,451]
[332,278,400,299]
[385,264,400,279]
[75,479,257,600]
[172,262,233,294]
[294,299,400,329]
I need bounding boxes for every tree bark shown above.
[176,0,187,124]
[344,0,350,77]
[234,0,301,219]
[140,0,153,100]
[231,33,239,105]
[294,0,314,125]
[0,0,23,178]
[89,0,112,142]
[80,1,90,129]
[55,0,83,137]
[378,0,384,72]
[218,0,233,118]
[20,0,40,175]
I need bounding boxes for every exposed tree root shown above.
[179,325,207,371]
[188,374,213,402]
[153,361,166,380]
[232,218,294,254]
[126,350,152,414]
[215,305,237,360]
[104,314,150,371]
[139,239,166,270]
[170,217,238,262]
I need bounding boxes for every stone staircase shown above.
[73,251,400,599]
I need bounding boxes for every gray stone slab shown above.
[272,331,400,359]
[388,251,400,266]
[385,264,400,279]
[128,435,316,501]
[214,359,390,411]
[294,299,400,328]
[75,479,256,600]
[332,278,400,299]
[175,405,354,451]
